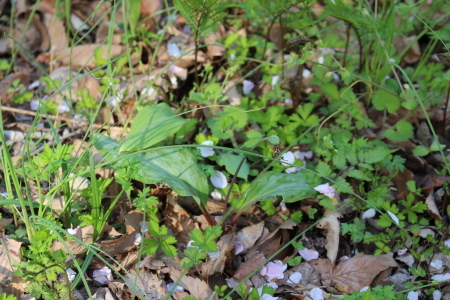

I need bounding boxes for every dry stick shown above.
[1,106,124,130]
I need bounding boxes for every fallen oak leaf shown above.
[317,209,340,264]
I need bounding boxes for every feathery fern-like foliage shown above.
[313,0,377,29]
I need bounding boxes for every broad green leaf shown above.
[385,120,413,142]
[243,171,316,204]
[372,89,401,113]
[161,242,177,257]
[430,140,446,152]
[244,131,264,148]
[120,103,188,152]
[142,239,159,255]
[321,83,340,99]
[413,145,429,156]
[217,151,249,180]
[94,134,209,206]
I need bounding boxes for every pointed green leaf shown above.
[217,151,249,180]
[94,134,209,206]
[120,103,188,152]
[243,171,316,204]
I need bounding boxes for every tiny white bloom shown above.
[360,286,369,292]
[30,99,42,110]
[431,260,443,268]
[28,80,40,89]
[314,183,336,198]
[242,80,255,95]
[310,287,324,300]
[284,98,293,105]
[431,273,450,281]
[211,189,222,201]
[234,241,244,254]
[67,227,81,235]
[210,171,228,189]
[362,208,376,219]
[197,141,215,157]
[387,211,399,225]
[280,151,295,166]
[280,201,288,211]
[302,69,312,78]
[397,248,408,255]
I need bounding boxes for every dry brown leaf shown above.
[0,238,25,297]
[206,28,225,58]
[317,209,340,264]
[169,267,217,300]
[236,221,264,253]
[125,268,166,300]
[164,195,198,244]
[393,35,421,64]
[201,233,235,276]
[424,188,442,221]
[314,253,397,293]
[233,251,266,282]
[37,44,125,69]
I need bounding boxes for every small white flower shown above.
[66,268,76,282]
[28,80,40,90]
[167,42,181,57]
[280,151,295,166]
[260,260,287,281]
[397,248,408,255]
[284,98,293,105]
[302,69,312,78]
[288,272,302,284]
[294,151,313,160]
[314,183,336,198]
[243,80,255,95]
[210,171,228,189]
[197,141,215,157]
[407,291,418,300]
[387,211,399,225]
[279,201,288,211]
[310,287,324,300]
[29,99,42,110]
[339,256,349,261]
[298,248,319,261]
[360,286,369,292]
[93,266,113,284]
[234,241,244,255]
[362,208,376,219]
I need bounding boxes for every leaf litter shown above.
[0,0,450,299]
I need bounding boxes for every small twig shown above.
[443,83,450,138]
[1,106,124,130]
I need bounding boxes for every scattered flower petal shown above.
[211,189,222,201]
[298,248,319,261]
[397,248,408,256]
[445,239,450,247]
[339,256,349,261]
[167,283,184,293]
[139,221,149,233]
[134,233,142,245]
[314,183,336,198]
[431,273,450,281]
[260,295,278,300]
[431,260,443,268]
[271,75,281,87]
[197,140,215,157]
[302,69,312,78]
[30,99,42,110]
[280,151,295,166]
[285,167,301,173]
[210,171,228,189]
[208,249,220,260]
[260,260,287,281]
[234,241,244,255]
[294,151,313,160]
[407,291,418,300]
[360,286,369,292]
[310,287,324,300]
[66,268,76,282]
[387,211,399,225]
[167,42,181,57]
[288,271,302,284]
[280,201,288,211]
[57,101,70,113]
[28,80,40,90]
[284,98,293,105]
[433,290,442,300]
[67,227,80,235]
[243,80,255,95]
[93,266,113,284]
[362,208,376,219]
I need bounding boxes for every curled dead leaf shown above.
[317,209,340,264]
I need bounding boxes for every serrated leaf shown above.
[189,226,222,252]
[316,161,332,177]
[244,131,264,148]
[332,152,346,169]
[348,168,371,181]
[362,148,393,164]
[322,83,340,99]
[142,239,159,255]
[372,89,401,113]
[217,151,249,180]
[385,120,413,142]
[94,134,209,206]
[120,103,188,152]
[243,171,316,204]
[161,242,177,257]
